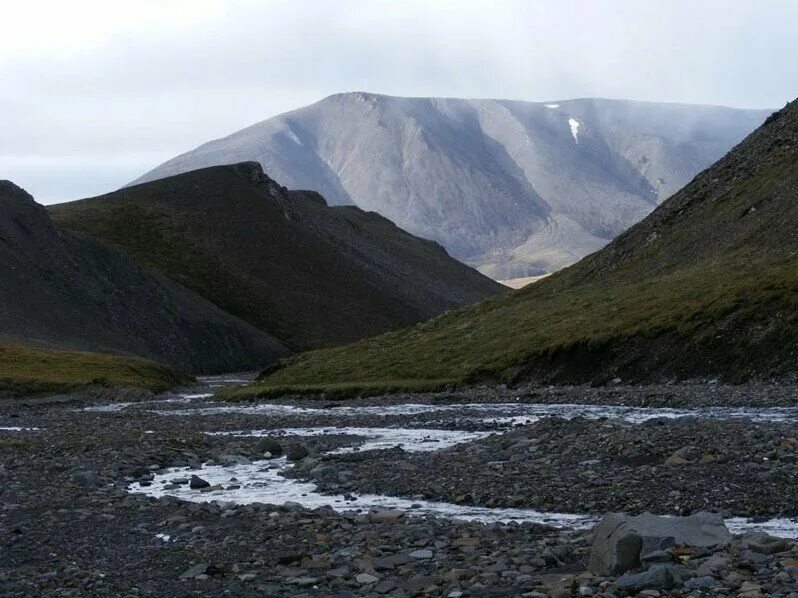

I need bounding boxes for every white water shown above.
[0,426,40,431]
[82,396,194,413]
[118,382,798,537]
[155,401,798,425]
[208,427,491,453]
[130,459,798,537]
[129,422,798,538]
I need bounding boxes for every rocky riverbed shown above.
[1,377,797,596]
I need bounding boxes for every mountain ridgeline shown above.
[232,99,798,396]
[50,162,502,353]
[0,180,288,375]
[131,93,769,279]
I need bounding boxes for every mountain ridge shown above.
[51,162,503,351]
[130,93,770,278]
[0,179,289,374]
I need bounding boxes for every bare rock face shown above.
[129,93,769,278]
[589,511,732,575]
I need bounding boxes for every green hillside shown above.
[0,345,193,398]
[228,100,798,398]
[50,163,501,352]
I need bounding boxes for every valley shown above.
[1,377,797,595]
[3,3,797,596]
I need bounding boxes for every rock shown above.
[356,573,379,584]
[255,437,284,456]
[218,454,251,466]
[738,581,763,597]
[285,444,309,461]
[179,563,209,579]
[664,446,701,466]
[683,575,717,590]
[742,531,791,554]
[288,576,319,586]
[615,564,680,591]
[189,475,211,489]
[370,509,404,523]
[310,465,338,482]
[589,511,732,575]
[73,470,102,487]
[409,549,433,559]
[696,553,730,576]
[374,580,397,593]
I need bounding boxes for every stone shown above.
[589,511,732,575]
[179,563,209,579]
[286,444,309,461]
[356,573,379,584]
[409,549,433,559]
[370,509,404,522]
[218,454,251,466]
[189,475,211,489]
[310,465,338,482]
[73,470,102,487]
[374,580,397,593]
[255,437,283,456]
[664,446,701,466]
[683,575,716,590]
[742,532,791,554]
[615,565,680,591]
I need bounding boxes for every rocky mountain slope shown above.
[50,162,502,351]
[130,93,769,278]
[240,99,798,394]
[0,180,289,373]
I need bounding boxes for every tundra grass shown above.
[228,252,797,398]
[0,345,193,398]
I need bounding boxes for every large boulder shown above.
[589,511,732,575]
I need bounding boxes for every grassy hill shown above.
[50,163,503,352]
[227,100,798,398]
[0,180,289,374]
[0,345,193,398]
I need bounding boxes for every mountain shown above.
[0,180,289,374]
[130,93,770,279]
[233,99,798,396]
[50,162,502,351]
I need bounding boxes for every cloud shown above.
[2,0,796,203]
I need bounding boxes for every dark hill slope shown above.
[50,163,503,351]
[0,181,289,373]
[236,100,798,395]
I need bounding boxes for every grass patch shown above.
[0,345,194,398]
[249,252,798,389]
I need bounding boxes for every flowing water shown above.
[126,385,798,537]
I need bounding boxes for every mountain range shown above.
[49,162,501,353]
[234,98,798,396]
[131,93,770,279]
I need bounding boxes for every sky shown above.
[2,0,797,204]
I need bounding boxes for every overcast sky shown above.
[2,0,797,204]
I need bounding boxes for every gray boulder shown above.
[616,564,683,591]
[741,531,791,555]
[285,444,310,461]
[255,437,283,456]
[589,511,732,575]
